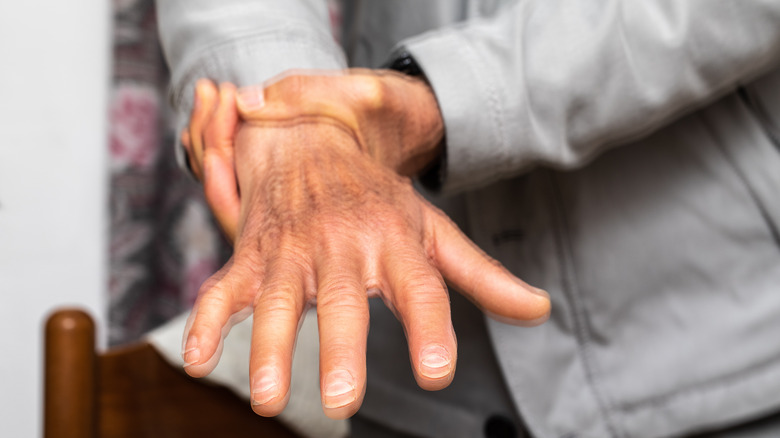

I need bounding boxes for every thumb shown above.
[202,83,241,242]
[188,79,220,180]
[236,85,266,119]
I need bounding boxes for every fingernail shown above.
[251,368,281,406]
[237,86,265,110]
[323,370,356,409]
[182,336,200,367]
[420,345,451,379]
[512,276,550,300]
[531,286,550,300]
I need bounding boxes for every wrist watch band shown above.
[386,50,425,78]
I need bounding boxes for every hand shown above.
[183,70,446,241]
[181,79,241,240]
[181,71,551,419]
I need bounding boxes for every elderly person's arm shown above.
[157,0,550,420]
[158,0,780,421]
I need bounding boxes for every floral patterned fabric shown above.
[108,0,342,345]
[108,0,230,345]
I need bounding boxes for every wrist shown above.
[374,72,444,176]
[234,121,362,196]
[235,69,445,176]
[384,52,445,182]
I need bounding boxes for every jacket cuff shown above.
[400,30,517,194]
[170,31,348,176]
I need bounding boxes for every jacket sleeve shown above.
[155,0,347,168]
[398,0,780,193]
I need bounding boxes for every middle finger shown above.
[315,241,369,419]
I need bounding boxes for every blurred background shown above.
[0,1,229,435]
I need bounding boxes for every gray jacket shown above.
[157,1,780,437]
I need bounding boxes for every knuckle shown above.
[276,74,307,100]
[190,317,224,339]
[257,286,302,316]
[219,81,236,93]
[205,264,260,304]
[232,247,266,272]
[315,214,354,235]
[197,286,232,308]
[405,289,449,309]
[191,302,231,335]
[317,239,354,265]
[395,286,448,315]
[195,77,214,89]
[392,267,447,303]
[275,242,313,273]
[353,75,387,111]
[320,344,364,365]
[313,220,362,254]
[317,282,365,309]
[384,214,417,239]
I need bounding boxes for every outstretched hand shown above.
[181,71,551,419]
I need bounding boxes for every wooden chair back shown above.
[44,308,299,438]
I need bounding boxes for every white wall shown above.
[0,1,111,436]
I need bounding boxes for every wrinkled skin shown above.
[180,70,551,419]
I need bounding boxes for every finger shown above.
[248,253,307,416]
[236,74,363,131]
[424,204,551,326]
[235,84,266,118]
[188,78,219,180]
[382,240,457,391]
[202,83,241,242]
[183,256,263,378]
[203,82,239,154]
[181,128,191,151]
[315,244,368,419]
[180,129,200,176]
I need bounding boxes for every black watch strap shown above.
[386,50,425,77]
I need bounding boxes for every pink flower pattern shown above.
[110,84,160,171]
[108,0,230,345]
[108,0,341,345]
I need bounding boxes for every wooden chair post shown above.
[44,308,97,438]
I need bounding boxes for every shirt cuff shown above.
[170,31,348,176]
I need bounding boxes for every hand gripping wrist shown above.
[235,69,445,176]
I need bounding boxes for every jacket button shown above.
[484,415,517,438]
